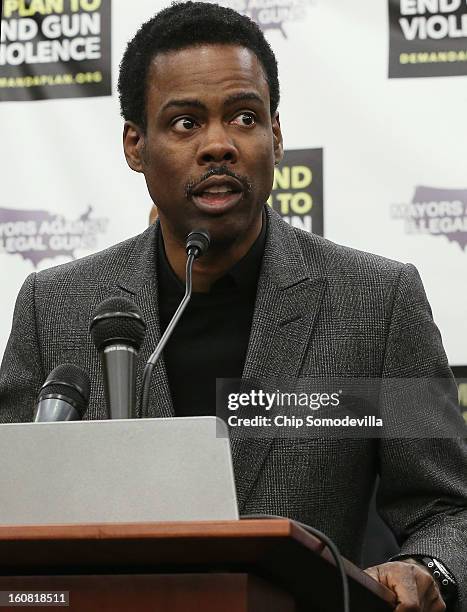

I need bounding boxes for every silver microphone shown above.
[34,363,90,422]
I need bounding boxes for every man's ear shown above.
[123,121,146,173]
[272,112,284,166]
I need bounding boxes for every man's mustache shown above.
[185,166,252,198]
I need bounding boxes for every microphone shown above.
[90,297,146,419]
[185,229,210,258]
[34,364,90,422]
[140,228,211,416]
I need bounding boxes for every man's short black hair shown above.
[117,1,280,130]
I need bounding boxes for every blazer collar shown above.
[112,206,326,299]
[115,223,159,296]
[113,205,327,294]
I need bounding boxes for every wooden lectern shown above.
[0,519,396,611]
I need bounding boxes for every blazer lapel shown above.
[115,223,174,419]
[232,208,327,511]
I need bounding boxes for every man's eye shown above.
[232,112,256,127]
[172,117,198,132]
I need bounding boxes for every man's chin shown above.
[199,214,263,255]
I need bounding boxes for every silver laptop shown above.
[0,416,238,525]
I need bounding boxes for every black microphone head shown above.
[38,363,91,418]
[89,296,146,352]
[186,229,210,258]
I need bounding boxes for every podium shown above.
[0,519,396,611]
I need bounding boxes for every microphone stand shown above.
[140,251,195,416]
[140,229,210,416]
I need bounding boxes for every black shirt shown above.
[157,217,266,417]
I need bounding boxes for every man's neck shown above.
[160,217,263,293]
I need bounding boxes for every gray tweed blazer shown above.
[1,207,466,609]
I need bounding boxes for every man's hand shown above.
[364,560,446,612]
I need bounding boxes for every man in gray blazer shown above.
[0,3,465,611]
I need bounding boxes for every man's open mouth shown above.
[196,185,239,199]
[191,176,244,213]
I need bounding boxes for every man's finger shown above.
[391,564,422,612]
[365,564,421,611]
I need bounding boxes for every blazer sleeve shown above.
[377,263,467,611]
[0,273,45,423]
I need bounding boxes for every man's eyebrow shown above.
[160,92,264,113]
[160,98,207,113]
[223,92,264,106]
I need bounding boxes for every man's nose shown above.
[196,123,238,165]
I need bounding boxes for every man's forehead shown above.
[146,44,269,101]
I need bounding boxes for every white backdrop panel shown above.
[0,0,465,367]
